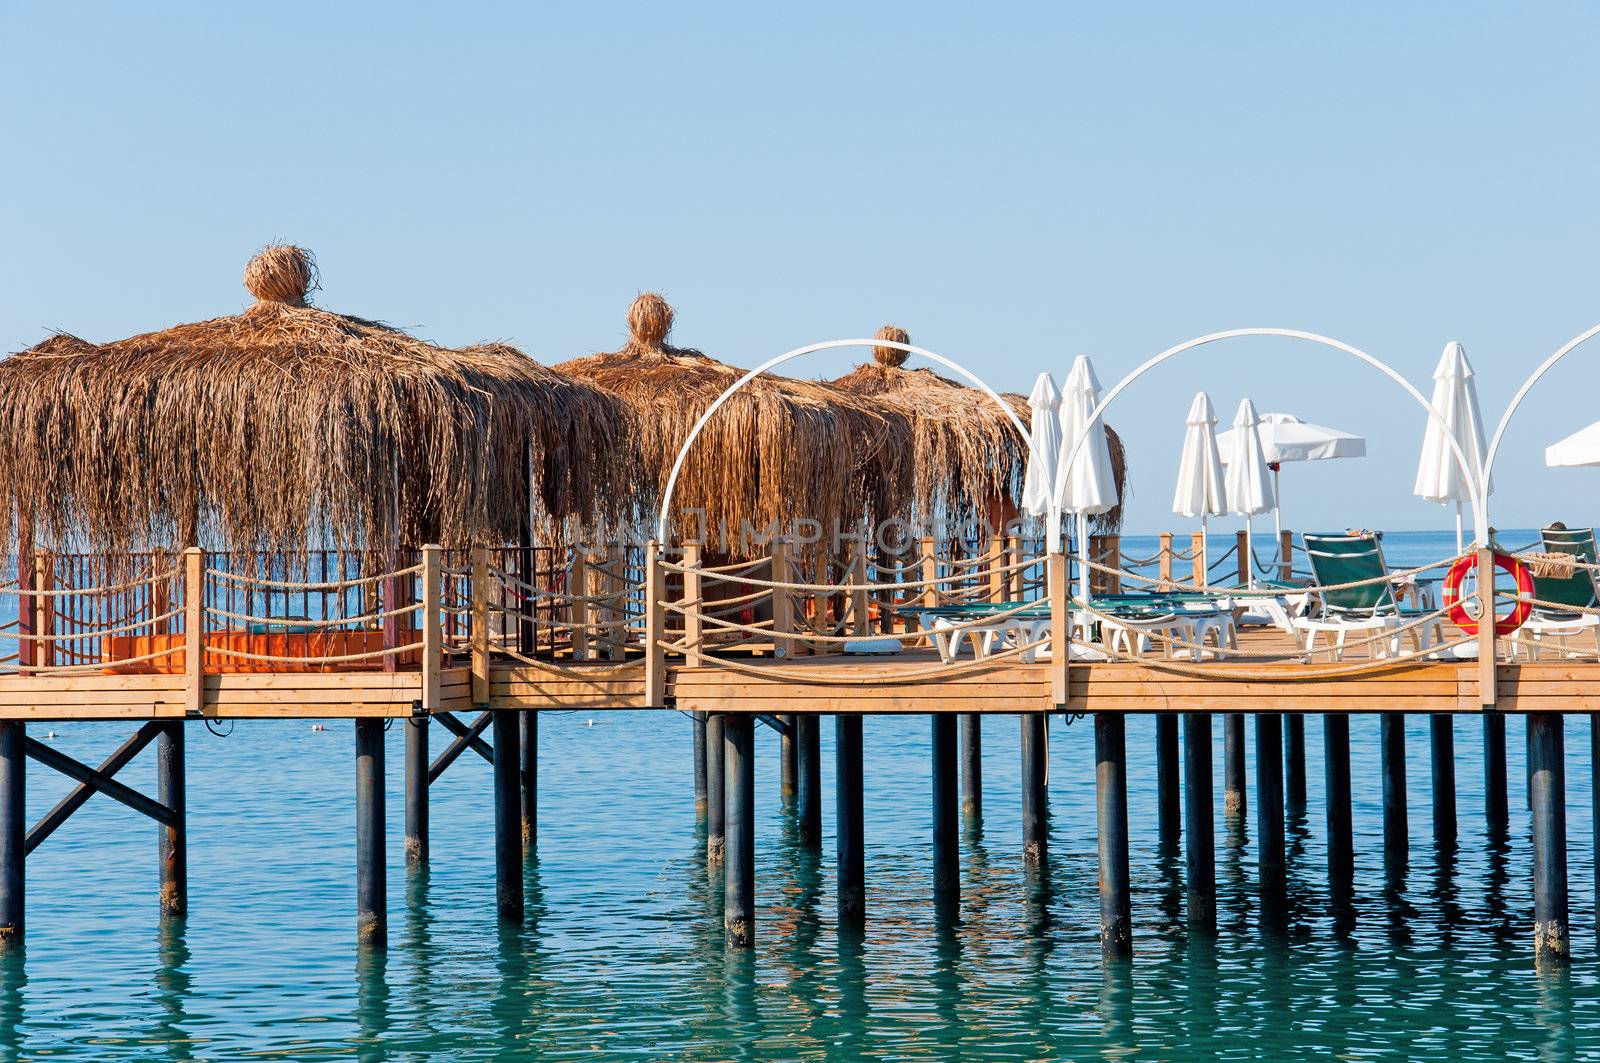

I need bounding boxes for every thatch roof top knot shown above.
[873,324,911,367]
[244,244,319,306]
[628,292,674,350]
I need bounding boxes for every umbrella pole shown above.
[1076,513,1091,603]
[1244,515,1253,589]
[1273,468,1283,547]
[1455,501,1464,553]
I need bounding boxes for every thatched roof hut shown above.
[829,325,1128,533]
[556,294,911,548]
[0,245,640,551]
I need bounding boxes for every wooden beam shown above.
[24,735,174,827]
[26,722,166,854]
[429,710,494,781]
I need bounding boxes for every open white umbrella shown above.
[1546,421,1600,468]
[1055,355,1116,601]
[1225,398,1276,587]
[1219,412,1365,548]
[1414,341,1490,551]
[1021,372,1061,520]
[1173,392,1228,578]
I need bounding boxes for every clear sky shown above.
[4,2,1598,537]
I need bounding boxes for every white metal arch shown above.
[654,339,1043,544]
[1056,328,1491,544]
[1483,321,1600,492]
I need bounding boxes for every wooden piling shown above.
[355,718,386,949]
[1323,714,1354,899]
[1484,714,1508,829]
[1183,713,1215,928]
[1381,715,1407,870]
[156,721,186,918]
[724,714,756,948]
[780,714,797,799]
[492,712,523,923]
[404,716,428,868]
[1255,713,1286,928]
[960,714,982,825]
[1430,713,1456,848]
[1021,713,1047,866]
[932,714,959,905]
[0,723,22,949]
[692,711,708,818]
[1096,713,1131,959]
[836,714,865,928]
[706,713,726,867]
[1528,712,1569,966]
[1284,714,1306,818]
[796,714,821,849]
[1223,713,1246,820]
[520,711,537,852]
[1156,712,1180,855]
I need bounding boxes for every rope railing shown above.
[207,565,420,592]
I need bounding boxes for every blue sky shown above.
[4,2,1598,536]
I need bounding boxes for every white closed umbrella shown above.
[1225,398,1276,587]
[1021,372,1061,520]
[1414,341,1490,551]
[1173,392,1227,580]
[1218,411,1365,550]
[1055,355,1116,602]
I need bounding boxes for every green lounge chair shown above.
[1520,526,1600,658]
[1294,533,1444,660]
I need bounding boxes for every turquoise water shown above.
[9,529,1600,1059]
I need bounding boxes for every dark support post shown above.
[1284,714,1306,817]
[156,721,186,918]
[355,719,386,948]
[724,715,755,948]
[1255,713,1286,928]
[1324,714,1354,898]
[932,715,959,905]
[404,716,428,868]
[1430,713,1456,848]
[796,714,821,849]
[836,714,865,928]
[1224,713,1246,820]
[1529,712,1569,966]
[779,713,797,799]
[1021,713,1048,866]
[1381,715,1407,870]
[1096,713,1131,959]
[492,712,524,923]
[1156,713,1180,855]
[1484,714,1508,828]
[693,711,708,819]
[520,711,537,852]
[960,714,982,825]
[706,713,726,867]
[1183,713,1215,928]
[0,723,22,949]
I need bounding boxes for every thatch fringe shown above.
[831,325,1128,533]
[0,246,642,552]
[558,294,912,549]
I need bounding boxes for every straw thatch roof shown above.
[830,325,1128,533]
[556,294,911,548]
[0,245,640,551]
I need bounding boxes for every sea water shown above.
[7,529,1599,1059]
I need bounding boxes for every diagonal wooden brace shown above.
[429,710,494,783]
[25,728,175,848]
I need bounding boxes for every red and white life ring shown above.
[1442,552,1533,636]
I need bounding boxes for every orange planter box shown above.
[103,629,420,674]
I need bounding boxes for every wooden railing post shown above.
[1158,532,1174,585]
[1478,544,1497,709]
[1191,531,1207,588]
[571,551,589,662]
[470,546,490,705]
[986,530,1006,604]
[1006,532,1023,603]
[15,519,33,674]
[1279,530,1294,583]
[771,538,795,658]
[849,534,869,637]
[1049,549,1070,708]
[33,553,52,671]
[920,536,939,609]
[421,545,442,712]
[683,539,704,666]
[1105,534,1122,594]
[184,548,204,715]
[644,540,666,706]
[1236,530,1250,587]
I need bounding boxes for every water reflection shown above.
[354,948,390,1063]
[153,918,191,1061]
[0,949,23,1060]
